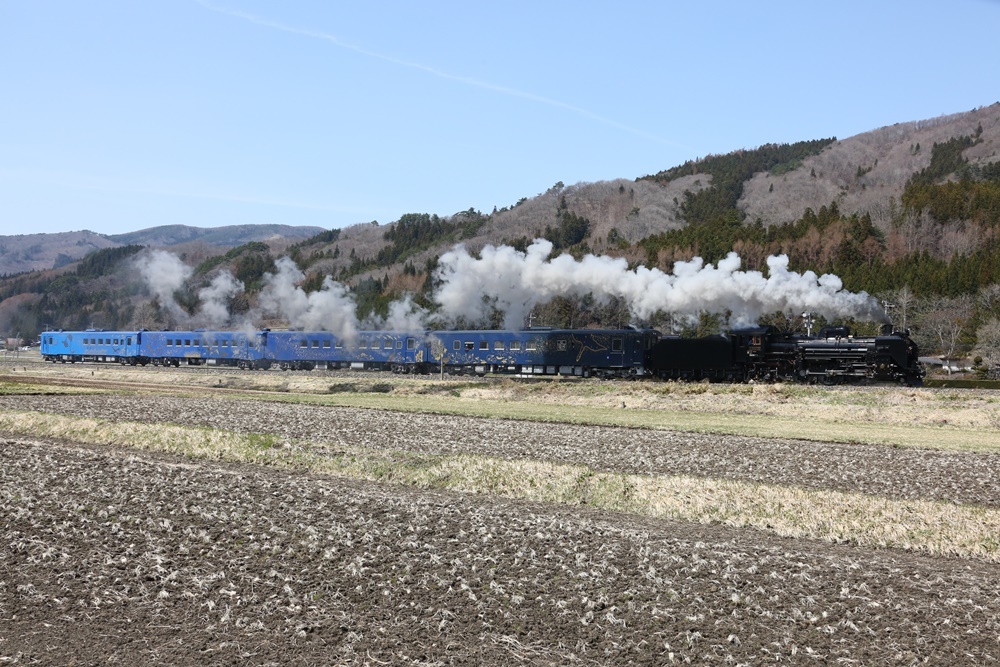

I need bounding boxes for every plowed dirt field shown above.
[4,386,1000,664]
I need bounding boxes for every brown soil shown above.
[8,393,1000,507]
[3,394,1000,664]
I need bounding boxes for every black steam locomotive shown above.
[649,325,924,386]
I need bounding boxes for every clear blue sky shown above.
[2,0,999,236]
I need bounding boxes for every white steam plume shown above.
[258,256,360,342]
[194,270,244,328]
[364,294,430,332]
[134,249,193,323]
[433,239,885,328]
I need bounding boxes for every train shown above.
[39,324,925,386]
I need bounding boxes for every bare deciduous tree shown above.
[915,295,973,371]
[130,301,162,330]
[877,285,918,331]
[977,284,1000,319]
[975,318,1000,377]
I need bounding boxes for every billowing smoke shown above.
[133,240,884,337]
[365,294,430,332]
[135,250,247,327]
[194,270,244,328]
[433,239,885,328]
[258,256,360,342]
[134,249,193,323]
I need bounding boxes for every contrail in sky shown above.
[197,1,678,147]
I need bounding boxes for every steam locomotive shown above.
[40,324,924,386]
[649,325,923,385]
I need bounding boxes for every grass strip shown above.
[3,410,1000,562]
[0,381,105,396]
[7,369,1000,451]
[219,390,1000,454]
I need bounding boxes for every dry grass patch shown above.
[239,390,1000,453]
[0,381,104,396]
[8,366,1000,450]
[4,410,1000,563]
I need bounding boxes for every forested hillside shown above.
[4,104,1000,364]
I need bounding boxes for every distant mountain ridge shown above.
[0,230,120,277]
[4,103,1000,344]
[106,224,326,248]
[0,224,326,275]
[280,104,1000,290]
[5,106,998,279]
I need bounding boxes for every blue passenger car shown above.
[426,329,548,375]
[263,330,343,370]
[41,329,141,364]
[139,330,267,368]
[264,330,428,372]
[556,328,657,377]
[426,328,657,377]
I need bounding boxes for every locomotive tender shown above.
[40,324,924,385]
